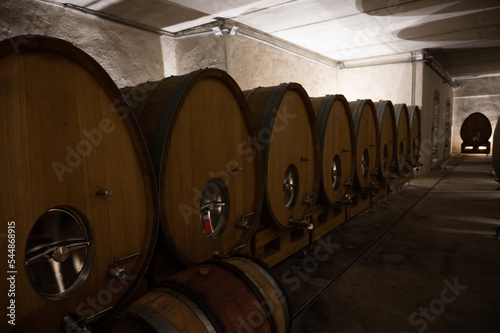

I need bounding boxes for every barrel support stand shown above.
[367,184,380,210]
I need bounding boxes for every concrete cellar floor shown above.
[271,156,500,333]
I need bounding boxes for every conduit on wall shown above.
[62,3,340,70]
[422,50,461,89]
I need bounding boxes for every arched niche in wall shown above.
[460,112,492,154]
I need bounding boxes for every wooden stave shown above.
[223,255,292,333]
[0,35,158,332]
[311,94,356,206]
[375,100,398,180]
[349,99,381,191]
[245,83,321,230]
[408,105,422,166]
[103,284,225,333]
[123,68,265,266]
[393,103,412,175]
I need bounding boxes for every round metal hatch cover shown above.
[283,164,299,210]
[25,207,94,300]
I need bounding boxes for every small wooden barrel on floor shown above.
[0,35,158,333]
[408,105,422,167]
[104,256,292,333]
[394,103,411,176]
[245,83,320,230]
[460,112,492,154]
[375,100,397,183]
[122,68,264,266]
[349,100,380,192]
[311,94,356,206]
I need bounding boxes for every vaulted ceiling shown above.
[62,0,500,79]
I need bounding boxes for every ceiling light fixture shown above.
[229,26,238,36]
[212,27,223,37]
[212,22,238,37]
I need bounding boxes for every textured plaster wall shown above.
[226,34,338,97]
[453,77,500,154]
[338,62,414,104]
[0,0,175,88]
[175,33,227,75]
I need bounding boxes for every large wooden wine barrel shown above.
[122,68,264,266]
[492,117,500,178]
[374,100,397,181]
[408,105,422,166]
[311,94,356,206]
[460,112,492,154]
[349,100,380,191]
[245,83,320,230]
[394,103,411,175]
[0,35,158,333]
[104,256,292,333]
